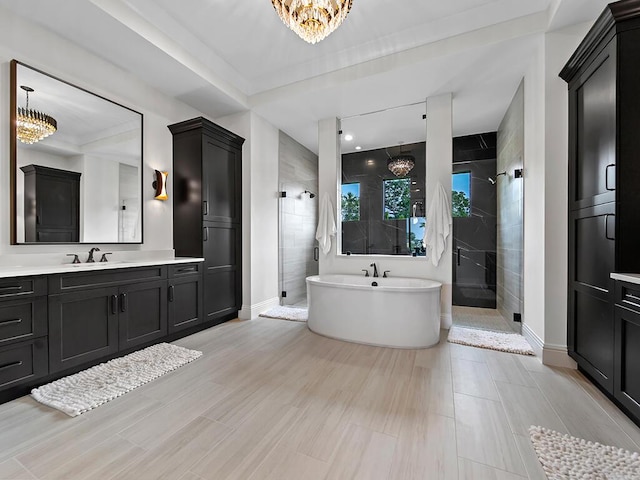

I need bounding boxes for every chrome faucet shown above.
[370,263,379,278]
[87,247,101,263]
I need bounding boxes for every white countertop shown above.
[611,273,640,285]
[0,257,204,279]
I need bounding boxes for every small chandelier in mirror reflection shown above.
[16,85,57,144]
[271,0,353,44]
[387,154,415,177]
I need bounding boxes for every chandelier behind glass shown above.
[271,0,353,44]
[16,85,57,145]
[387,153,415,177]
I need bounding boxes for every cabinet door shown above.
[570,42,617,210]
[202,137,242,224]
[118,280,167,350]
[203,224,241,323]
[615,305,640,422]
[568,203,615,390]
[49,287,119,373]
[168,275,203,333]
[36,170,80,242]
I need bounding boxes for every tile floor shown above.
[0,317,638,479]
[452,306,517,333]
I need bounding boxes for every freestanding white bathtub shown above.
[306,274,442,348]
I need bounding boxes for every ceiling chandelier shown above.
[387,153,415,177]
[16,85,57,145]
[271,0,353,44]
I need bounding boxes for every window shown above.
[452,172,471,217]
[341,183,360,221]
[383,178,410,219]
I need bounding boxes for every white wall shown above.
[318,94,454,327]
[0,7,201,260]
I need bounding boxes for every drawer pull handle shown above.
[120,293,128,313]
[0,286,23,293]
[0,361,22,372]
[168,285,175,302]
[605,214,615,240]
[605,163,616,191]
[0,318,22,327]
[111,295,118,315]
[203,201,209,216]
[177,267,196,274]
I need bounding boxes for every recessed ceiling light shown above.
[344,134,353,141]
[355,146,362,150]
[411,181,417,185]
[366,159,374,165]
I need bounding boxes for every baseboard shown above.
[521,323,544,357]
[239,296,280,320]
[440,313,452,330]
[542,344,578,369]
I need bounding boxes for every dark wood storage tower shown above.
[560,0,640,424]
[20,165,80,243]
[169,117,244,326]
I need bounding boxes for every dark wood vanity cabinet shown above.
[561,0,640,416]
[168,263,203,333]
[169,117,244,325]
[0,277,48,390]
[20,165,81,243]
[614,280,640,421]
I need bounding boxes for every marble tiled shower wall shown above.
[496,80,525,326]
[278,131,319,306]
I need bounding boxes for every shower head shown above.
[304,190,316,198]
[488,171,507,185]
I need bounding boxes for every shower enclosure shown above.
[278,132,319,306]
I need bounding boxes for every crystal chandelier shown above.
[271,0,353,44]
[16,85,57,145]
[387,153,415,177]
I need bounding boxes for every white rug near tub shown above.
[259,306,308,322]
[529,426,640,479]
[447,326,534,355]
[31,343,202,417]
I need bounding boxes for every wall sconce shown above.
[152,170,168,200]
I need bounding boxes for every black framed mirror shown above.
[10,60,143,244]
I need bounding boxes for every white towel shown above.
[315,192,337,255]
[424,182,452,267]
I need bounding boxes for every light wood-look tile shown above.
[0,318,639,480]
[452,357,500,401]
[495,381,568,436]
[455,393,527,476]
[458,458,527,479]
[513,434,548,480]
[119,380,232,449]
[388,413,458,480]
[191,403,302,480]
[531,370,640,451]
[324,424,397,480]
[113,416,232,480]
[484,351,536,387]
[41,435,144,480]
[0,459,35,480]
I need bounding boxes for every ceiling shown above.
[0,0,612,153]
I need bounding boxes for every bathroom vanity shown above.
[0,258,206,403]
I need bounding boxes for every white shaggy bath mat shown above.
[529,426,640,479]
[259,306,308,322]
[447,326,534,355]
[31,343,202,417]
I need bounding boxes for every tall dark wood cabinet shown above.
[561,0,640,422]
[169,117,244,326]
[20,165,81,243]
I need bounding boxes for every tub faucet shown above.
[370,263,379,277]
[87,247,101,263]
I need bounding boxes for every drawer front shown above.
[616,281,640,314]
[0,338,48,390]
[0,277,47,301]
[49,266,167,294]
[0,297,47,346]
[168,263,202,278]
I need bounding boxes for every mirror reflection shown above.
[340,103,426,256]
[11,61,143,244]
